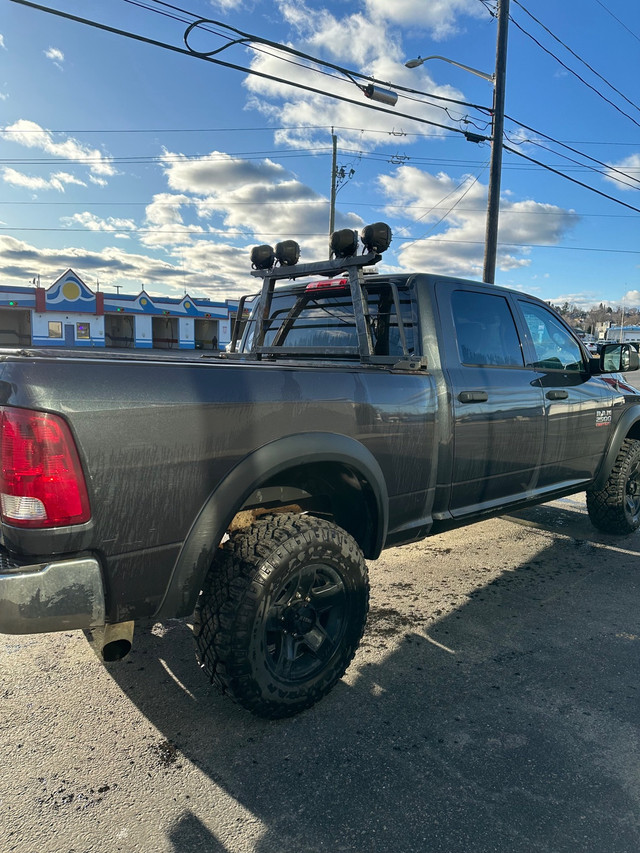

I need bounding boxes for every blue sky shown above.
[1,0,639,307]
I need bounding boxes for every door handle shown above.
[546,390,568,400]
[458,391,488,403]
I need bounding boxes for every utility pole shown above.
[329,131,337,237]
[483,0,510,284]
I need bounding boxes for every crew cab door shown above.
[515,298,616,490]
[437,284,546,517]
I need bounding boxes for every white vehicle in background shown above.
[605,325,640,350]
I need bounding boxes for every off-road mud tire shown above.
[193,513,369,718]
[586,438,640,534]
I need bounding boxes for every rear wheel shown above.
[586,438,640,534]
[193,513,369,718]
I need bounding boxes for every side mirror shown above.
[599,343,639,373]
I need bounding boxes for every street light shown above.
[404,0,510,284]
[404,54,494,83]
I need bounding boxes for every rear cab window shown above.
[240,278,418,360]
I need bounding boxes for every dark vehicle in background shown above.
[1,223,640,719]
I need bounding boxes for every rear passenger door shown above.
[437,284,546,518]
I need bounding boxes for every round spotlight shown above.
[275,240,300,266]
[330,228,359,259]
[361,222,392,254]
[251,244,275,270]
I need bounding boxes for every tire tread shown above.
[586,438,640,534]
[193,513,369,718]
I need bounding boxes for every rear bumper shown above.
[0,550,105,635]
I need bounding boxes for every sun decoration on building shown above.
[62,281,81,301]
[140,298,148,306]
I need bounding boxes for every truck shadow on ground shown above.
[107,522,640,853]
[505,497,640,547]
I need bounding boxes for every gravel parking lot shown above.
[2,483,640,853]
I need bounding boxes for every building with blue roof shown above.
[0,269,242,351]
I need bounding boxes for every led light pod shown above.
[361,222,392,254]
[251,244,275,270]
[275,240,300,266]
[330,229,359,258]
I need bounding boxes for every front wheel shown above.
[586,438,640,534]
[193,513,369,718]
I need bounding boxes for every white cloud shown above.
[139,192,205,247]
[605,154,640,192]
[240,1,470,150]
[379,165,579,277]
[163,151,286,193]
[158,149,363,259]
[207,0,246,9]
[622,290,640,306]
[62,212,137,239]
[145,193,193,226]
[549,292,624,311]
[1,120,116,178]
[245,51,465,150]
[280,2,400,67]
[0,232,265,299]
[44,46,64,68]
[364,0,485,39]
[2,167,87,192]
[0,34,6,50]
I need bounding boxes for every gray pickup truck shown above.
[1,223,639,718]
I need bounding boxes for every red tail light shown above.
[0,407,90,528]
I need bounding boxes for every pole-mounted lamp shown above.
[404,54,494,83]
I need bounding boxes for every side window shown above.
[452,290,524,367]
[518,301,584,372]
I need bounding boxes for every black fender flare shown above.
[591,405,640,491]
[155,432,389,619]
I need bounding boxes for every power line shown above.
[7,0,640,233]
[2,223,639,254]
[512,0,640,116]
[504,134,640,192]
[5,145,638,175]
[398,167,489,249]
[504,112,640,187]
[509,6,640,130]
[503,144,640,215]
[2,122,638,146]
[2,200,639,223]
[2,200,638,219]
[593,0,640,43]
[156,0,493,117]
[11,0,489,140]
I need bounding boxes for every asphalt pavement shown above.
[2,487,640,853]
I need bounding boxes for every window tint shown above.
[518,301,584,372]
[452,290,524,367]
